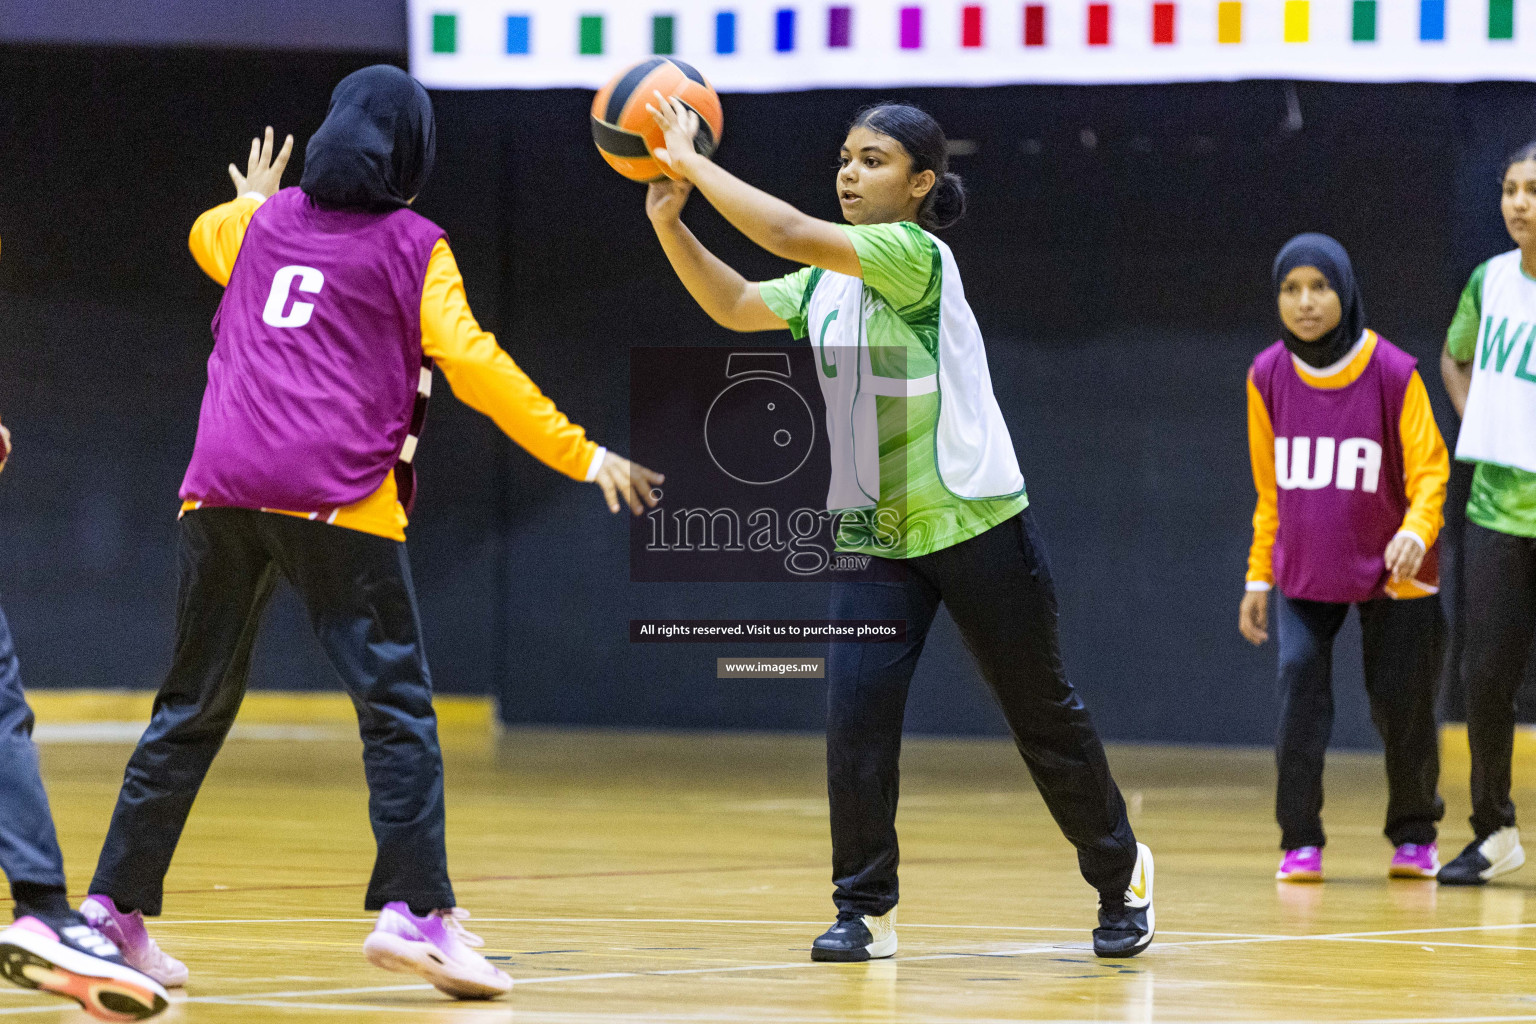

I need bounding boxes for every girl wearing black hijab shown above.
[76,65,662,1000]
[1239,233,1449,882]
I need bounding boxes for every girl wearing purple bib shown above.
[1239,234,1449,883]
[75,67,661,1001]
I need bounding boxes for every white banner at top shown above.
[410,0,1536,90]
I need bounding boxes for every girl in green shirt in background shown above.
[1439,143,1536,885]
[643,97,1152,960]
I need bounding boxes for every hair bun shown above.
[922,171,966,231]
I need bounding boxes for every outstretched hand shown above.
[594,451,665,515]
[645,93,702,178]
[645,178,694,224]
[229,126,294,199]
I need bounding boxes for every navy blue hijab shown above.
[301,65,435,212]
[1272,233,1365,369]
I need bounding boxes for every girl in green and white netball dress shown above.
[759,218,1026,557]
[644,100,1151,960]
[1439,144,1536,886]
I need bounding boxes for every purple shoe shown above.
[363,903,510,1000]
[1276,846,1323,882]
[78,897,187,989]
[1389,842,1440,879]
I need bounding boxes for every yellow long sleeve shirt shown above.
[182,194,603,541]
[1245,331,1448,599]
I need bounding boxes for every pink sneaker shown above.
[1389,842,1441,879]
[363,903,510,1000]
[78,897,188,988]
[1276,846,1323,882]
[0,915,168,1021]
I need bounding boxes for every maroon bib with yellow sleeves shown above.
[180,187,443,516]
[1251,334,1439,603]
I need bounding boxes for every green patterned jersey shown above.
[760,222,1026,559]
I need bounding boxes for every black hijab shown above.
[1272,233,1365,370]
[300,65,435,212]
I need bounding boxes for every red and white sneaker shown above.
[0,914,168,1021]
[79,896,188,988]
[363,903,511,1000]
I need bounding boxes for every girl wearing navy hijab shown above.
[77,66,662,1000]
[1240,233,1449,882]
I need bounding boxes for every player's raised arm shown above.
[644,179,786,332]
[648,95,861,279]
[188,126,293,285]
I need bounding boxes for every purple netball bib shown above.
[180,188,444,514]
[1251,335,1436,603]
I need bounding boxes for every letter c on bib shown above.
[262,266,325,328]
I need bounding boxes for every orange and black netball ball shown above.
[591,58,724,182]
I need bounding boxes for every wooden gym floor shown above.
[7,691,1536,1023]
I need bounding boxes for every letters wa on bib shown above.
[1249,333,1441,603]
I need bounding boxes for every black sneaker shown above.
[1438,827,1525,886]
[0,912,169,1020]
[1093,841,1155,958]
[810,910,898,962]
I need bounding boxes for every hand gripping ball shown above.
[591,58,724,182]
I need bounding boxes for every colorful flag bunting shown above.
[962,5,983,47]
[1217,1,1242,43]
[578,13,602,54]
[1284,0,1309,42]
[775,7,795,52]
[1087,2,1110,45]
[1353,0,1377,41]
[506,14,529,52]
[1023,3,1046,46]
[829,5,852,47]
[1421,0,1445,40]
[413,2,1536,91]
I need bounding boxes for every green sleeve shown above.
[758,267,815,339]
[841,222,940,316]
[1446,261,1487,363]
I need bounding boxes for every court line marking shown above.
[199,1017,1536,1024]
[143,915,1269,938]
[192,1017,1536,1024]
[196,983,433,999]
[4,920,1530,1016]
[1323,937,1536,952]
[1,937,1532,1022]
[1164,922,1536,948]
[186,926,1536,1005]
[143,914,1536,944]
[198,923,1536,996]
[10,1007,1536,1024]
[184,1001,442,1013]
